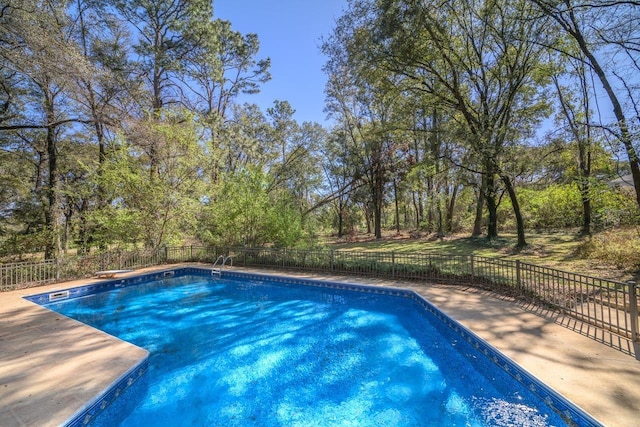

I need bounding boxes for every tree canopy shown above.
[0,0,639,260]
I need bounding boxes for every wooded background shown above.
[1,0,639,260]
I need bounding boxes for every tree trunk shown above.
[148,45,164,179]
[552,63,593,235]
[364,202,372,234]
[446,184,458,233]
[426,177,434,232]
[501,174,527,247]
[393,178,400,233]
[373,164,384,239]
[417,191,424,227]
[41,82,62,260]
[374,197,382,238]
[485,172,498,239]
[63,211,71,254]
[412,192,420,229]
[580,186,591,235]
[472,176,485,236]
[411,124,424,229]
[579,63,592,235]
[578,125,592,235]
[403,204,409,228]
[44,119,61,260]
[337,203,344,238]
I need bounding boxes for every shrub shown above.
[575,228,640,271]
[498,183,639,232]
[199,168,315,248]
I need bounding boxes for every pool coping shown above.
[0,274,151,427]
[2,264,639,426]
[64,358,149,427]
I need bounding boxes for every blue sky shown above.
[215,0,347,125]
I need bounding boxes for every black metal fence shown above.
[0,248,165,290]
[2,245,638,342]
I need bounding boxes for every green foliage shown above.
[576,229,640,271]
[516,186,583,230]
[592,187,640,229]
[3,0,640,261]
[0,231,49,261]
[0,147,38,239]
[88,205,143,248]
[199,167,308,248]
[89,113,206,249]
[498,183,639,231]
[265,196,304,248]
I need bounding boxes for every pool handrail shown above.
[212,255,233,270]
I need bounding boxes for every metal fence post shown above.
[391,252,396,278]
[629,281,639,342]
[516,260,522,290]
[330,249,335,272]
[469,255,475,283]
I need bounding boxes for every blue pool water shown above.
[41,271,596,426]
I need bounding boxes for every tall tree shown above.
[321,129,359,238]
[114,0,212,175]
[221,102,271,172]
[333,0,553,245]
[73,0,132,167]
[94,110,206,249]
[181,18,270,182]
[69,1,136,251]
[532,0,640,210]
[0,0,95,258]
[551,54,595,234]
[323,20,408,239]
[181,19,270,143]
[266,101,324,212]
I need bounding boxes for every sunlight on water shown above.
[474,398,551,427]
[446,391,471,416]
[46,275,573,426]
[275,393,408,427]
[225,349,289,395]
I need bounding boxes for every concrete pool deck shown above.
[1,264,639,426]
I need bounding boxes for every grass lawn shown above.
[325,230,637,282]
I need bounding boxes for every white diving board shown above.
[94,269,133,278]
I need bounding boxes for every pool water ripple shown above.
[43,272,592,426]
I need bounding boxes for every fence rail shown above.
[2,245,638,342]
[0,248,166,290]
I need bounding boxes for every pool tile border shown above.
[65,358,149,427]
[25,270,183,305]
[407,294,600,427]
[24,267,603,427]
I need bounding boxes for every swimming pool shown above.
[27,268,602,426]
